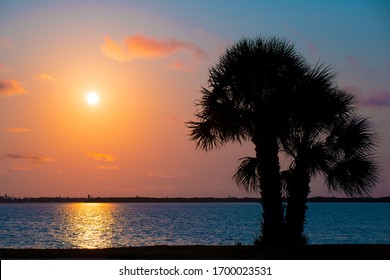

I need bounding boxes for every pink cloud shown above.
[5,127,31,133]
[100,34,208,62]
[363,88,390,107]
[34,73,56,83]
[0,79,27,96]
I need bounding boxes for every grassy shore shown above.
[1,244,389,260]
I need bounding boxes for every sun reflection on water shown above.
[61,203,117,248]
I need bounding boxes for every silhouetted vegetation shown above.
[0,195,260,203]
[1,195,389,203]
[188,36,379,245]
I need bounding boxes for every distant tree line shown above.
[1,195,388,203]
[0,196,261,203]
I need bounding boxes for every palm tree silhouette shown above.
[283,116,378,244]
[188,36,309,244]
[234,63,379,244]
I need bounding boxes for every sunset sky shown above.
[0,0,389,198]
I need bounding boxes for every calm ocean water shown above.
[0,202,389,248]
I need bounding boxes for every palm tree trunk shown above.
[254,136,284,244]
[285,164,310,244]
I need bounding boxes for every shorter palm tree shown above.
[281,64,379,244]
[234,112,379,244]
[283,114,378,244]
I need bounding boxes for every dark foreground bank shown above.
[1,245,389,260]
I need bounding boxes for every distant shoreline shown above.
[1,196,390,203]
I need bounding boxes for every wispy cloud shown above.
[146,170,175,178]
[166,60,195,73]
[100,34,208,62]
[5,153,54,171]
[5,127,31,133]
[6,153,54,162]
[97,165,120,170]
[147,168,189,179]
[34,73,56,83]
[291,30,319,54]
[362,88,390,107]
[0,79,27,96]
[345,56,374,74]
[87,152,117,162]
[169,115,182,123]
[346,55,359,67]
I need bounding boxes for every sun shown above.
[86,92,99,105]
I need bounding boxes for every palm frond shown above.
[186,120,222,151]
[279,63,378,198]
[187,86,251,150]
[325,155,379,197]
[233,157,260,193]
[309,62,338,89]
[327,115,378,159]
[188,36,310,152]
